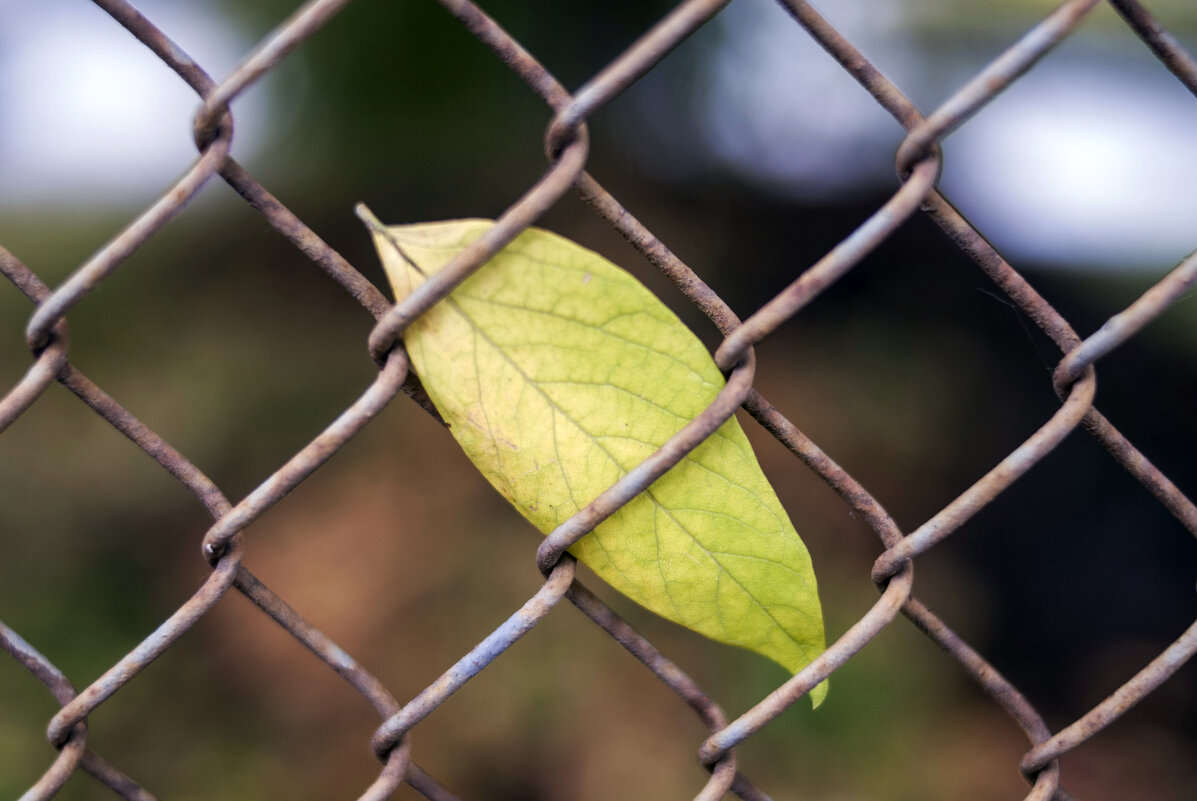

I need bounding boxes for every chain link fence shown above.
[2,0,1195,798]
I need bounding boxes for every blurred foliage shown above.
[2,1,1195,800]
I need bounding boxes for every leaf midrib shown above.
[435,285,810,653]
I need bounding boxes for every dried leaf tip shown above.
[354,202,388,236]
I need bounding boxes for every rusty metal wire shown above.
[1,0,1194,799]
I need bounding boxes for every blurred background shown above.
[1,0,1195,799]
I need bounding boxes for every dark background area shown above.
[1,1,1194,799]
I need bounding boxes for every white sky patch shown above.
[701,0,920,199]
[941,59,1197,271]
[632,0,1197,271]
[0,0,269,209]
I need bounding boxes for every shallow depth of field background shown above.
[1,1,1195,799]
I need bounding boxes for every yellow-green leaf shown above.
[362,207,826,705]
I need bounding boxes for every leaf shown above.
[361,206,827,705]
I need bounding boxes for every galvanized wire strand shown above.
[235,567,462,799]
[915,199,1197,543]
[361,0,1187,790]
[1021,617,1197,774]
[435,11,920,795]
[358,740,413,801]
[698,565,915,763]
[96,0,443,421]
[20,730,85,801]
[23,132,232,354]
[45,536,245,747]
[57,365,232,519]
[365,133,590,362]
[4,0,1197,797]
[59,366,421,794]
[220,159,395,319]
[1,618,157,801]
[96,0,395,321]
[359,4,762,793]
[406,764,467,801]
[354,20,775,785]
[3,247,426,797]
[914,204,1197,543]
[432,1,742,337]
[787,0,1197,571]
[371,556,578,757]
[910,196,1197,544]
[572,137,1072,792]
[773,0,920,129]
[195,0,357,146]
[738,391,904,549]
[437,0,572,110]
[783,3,1197,772]
[574,193,916,573]
[899,598,1064,801]
[57,318,429,796]
[201,351,409,558]
[426,11,760,794]
[3,9,430,794]
[0,623,88,801]
[870,369,1097,582]
[728,774,777,801]
[572,175,743,335]
[76,753,158,801]
[234,568,401,718]
[2,248,229,794]
[0,624,74,707]
[80,1,480,794]
[778,0,1197,775]
[852,160,1197,785]
[535,349,757,574]
[693,758,738,801]
[0,252,68,433]
[563,580,741,800]
[1110,0,1197,92]
[576,172,911,555]
[565,580,731,734]
[220,161,445,419]
[370,0,732,362]
[1054,249,1197,387]
[1078,407,1197,538]
[0,342,66,435]
[551,0,732,139]
[713,158,939,373]
[92,0,214,96]
[894,0,1101,174]
[778,0,1197,543]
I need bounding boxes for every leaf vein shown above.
[456,294,717,384]
[446,295,808,656]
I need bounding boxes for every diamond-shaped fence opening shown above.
[1,1,1195,799]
